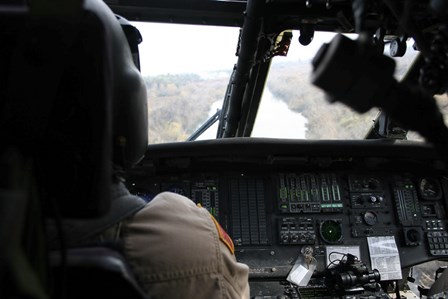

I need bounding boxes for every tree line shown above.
[143,55,448,143]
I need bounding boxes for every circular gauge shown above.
[406,228,421,244]
[363,211,378,226]
[419,178,442,200]
[320,220,343,244]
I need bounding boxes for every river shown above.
[197,88,308,140]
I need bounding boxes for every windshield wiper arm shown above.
[216,68,235,139]
[187,109,221,141]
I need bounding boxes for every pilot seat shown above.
[0,0,149,298]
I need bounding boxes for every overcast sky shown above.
[132,21,338,77]
[132,22,239,76]
[132,21,419,80]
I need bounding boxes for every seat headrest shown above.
[0,0,148,217]
[85,0,148,169]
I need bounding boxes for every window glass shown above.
[135,23,439,143]
[252,32,420,140]
[132,22,239,143]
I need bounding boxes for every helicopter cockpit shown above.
[109,0,448,297]
[3,0,448,298]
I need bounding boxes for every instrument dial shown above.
[363,211,378,226]
[320,220,343,244]
[419,178,442,200]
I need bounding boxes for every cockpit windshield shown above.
[252,32,420,140]
[133,22,238,144]
[133,22,436,144]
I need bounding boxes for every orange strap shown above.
[209,214,235,255]
[197,203,235,254]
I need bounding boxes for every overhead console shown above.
[126,138,448,298]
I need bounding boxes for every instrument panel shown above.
[126,139,448,298]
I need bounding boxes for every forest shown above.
[144,55,448,144]
[144,73,227,143]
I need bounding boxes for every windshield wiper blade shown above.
[187,109,221,141]
[216,68,235,139]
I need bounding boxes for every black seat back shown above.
[1,1,148,298]
[1,2,112,218]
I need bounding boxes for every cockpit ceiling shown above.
[106,0,437,37]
